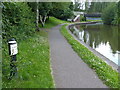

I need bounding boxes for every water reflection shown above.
[70,23,119,65]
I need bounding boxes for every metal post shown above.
[9,55,17,79]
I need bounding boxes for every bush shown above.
[2,2,36,43]
[117,1,120,25]
[111,2,120,25]
[80,16,86,21]
[2,2,36,82]
[50,2,74,21]
[102,3,116,25]
[51,8,73,20]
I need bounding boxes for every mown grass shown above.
[87,19,103,22]
[2,16,69,88]
[60,24,119,88]
[2,31,54,88]
[39,17,69,29]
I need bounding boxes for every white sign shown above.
[10,44,18,55]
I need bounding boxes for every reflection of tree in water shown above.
[118,27,120,51]
[74,24,119,53]
[83,32,87,43]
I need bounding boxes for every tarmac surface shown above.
[49,24,108,88]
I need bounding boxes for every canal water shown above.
[70,22,119,65]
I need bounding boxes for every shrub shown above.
[2,2,36,43]
[2,2,36,82]
[102,3,116,25]
[80,16,86,21]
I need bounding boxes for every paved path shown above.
[49,24,108,88]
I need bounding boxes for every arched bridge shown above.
[84,13,102,17]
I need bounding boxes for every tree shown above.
[86,2,109,14]
[85,2,119,25]
[50,2,73,20]
[74,1,80,11]
[69,2,74,11]
[2,2,35,42]
[28,2,53,28]
[118,1,120,25]
[27,2,39,31]
[102,3,116,25]
[38,2,52,27]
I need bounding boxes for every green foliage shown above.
[39,17,69,29]
[61,8,74,20]
[86,2,114,14]
[2,2,54,88]
[2,3,36,82]
[2,2,36,42]
[112,13,118,25]
[27,2,37,12]
[2,15,68,88]
[39,2,53,16]
[80,16,86,21]
[3,31,54,88]
[61,24,119,88]
[111,2,119,25]
[74,2,80,11]
[117,1,120,25]
[28,2,73,26]
[102,3,116,25]
[86,2,109,13]
[86,2,119,25]
[69,2,74,11]
[50,2,74,20]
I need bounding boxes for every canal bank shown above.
[67,22,118,72]
[60,23,118,88]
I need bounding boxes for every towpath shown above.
[49,24,107,88]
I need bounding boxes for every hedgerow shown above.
[2,2,36,43]
[2,2,36,81]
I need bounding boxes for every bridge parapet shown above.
[84,13,101,17]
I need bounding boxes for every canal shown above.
[70,22,119,65]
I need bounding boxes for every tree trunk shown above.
[40,15,47,27]
[36,1,39,31]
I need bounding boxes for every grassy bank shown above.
[60,24,119,88]
[2,16,69,88]
[86,18,103,22]
[39,17,68,29]
[2,31,54,88]
[87,19,102,22]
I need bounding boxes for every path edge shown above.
[65,23,118,72]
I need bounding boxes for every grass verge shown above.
[39,17,69,29]
[86,19,103,22]
[60,24,119,88]
[2,17,69,88]
[2,31,54,88]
